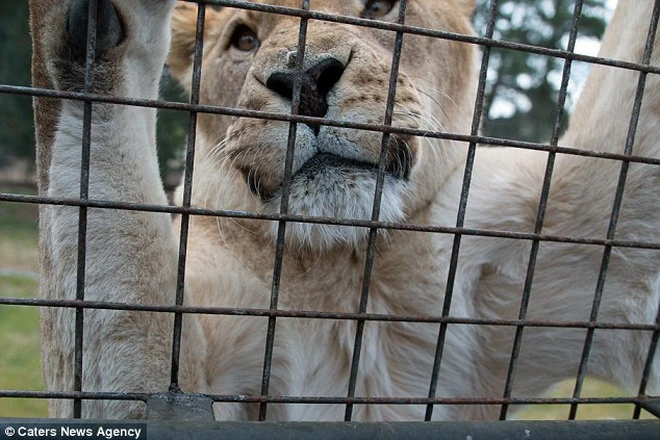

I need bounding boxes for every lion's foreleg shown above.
[32,0,206,418]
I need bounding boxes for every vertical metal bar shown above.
[570,0,659,420]
[424,0,499,422]
[634,305,660,419]
[73,0,99,418]
[170,3,206,389]
[498,0,584,421]
[258,0,310,421]
[344,0,408,422]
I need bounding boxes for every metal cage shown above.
[1,0,659,438]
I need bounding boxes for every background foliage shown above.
[0,1,610,177]
[474,0,610,141]
[0,2,33,168]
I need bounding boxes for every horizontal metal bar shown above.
[640,397,660,418]
[2,84,660,167]
[0,389,652,407]
[188,0,660,75]
[0,296,658,332]
[147,391,214,421]
[0,390,147,401]
[2,419,659,440]
[2,193,660,251]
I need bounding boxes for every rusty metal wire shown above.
[4,192,660,250]
[169,0,207,395]
[568,0,660,421]
[257,0,312,421]
[499,0,586,421]
[3,83,660,166]
[72,0,101,418]
[343,0,410,422]
[0,388,650,407]
[0,0,659,426]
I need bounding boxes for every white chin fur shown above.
[263,171,407,252]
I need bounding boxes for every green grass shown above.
[0,275,46,417]
[513,379,654,420]
[0,189,46,417]
[0,189,38,273]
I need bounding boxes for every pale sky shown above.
[574,0,617,57]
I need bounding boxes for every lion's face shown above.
[169,0,477,251]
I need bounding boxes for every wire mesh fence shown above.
[1,0,659,437]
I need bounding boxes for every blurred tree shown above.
[0,1,33,167]
[155,74,188,187]
[474,0,610,142]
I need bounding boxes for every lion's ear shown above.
[168,2,223,90]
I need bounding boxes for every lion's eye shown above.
[362,0,395,19]
[230,25,260,52]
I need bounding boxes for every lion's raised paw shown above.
[46,0,175,96]
[67,0,124,62]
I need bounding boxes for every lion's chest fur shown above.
[184,216,481,420]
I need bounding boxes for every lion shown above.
[28,0,659,421]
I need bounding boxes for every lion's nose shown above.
[266,57,345,135]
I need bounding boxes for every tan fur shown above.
[31,0,659,421]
